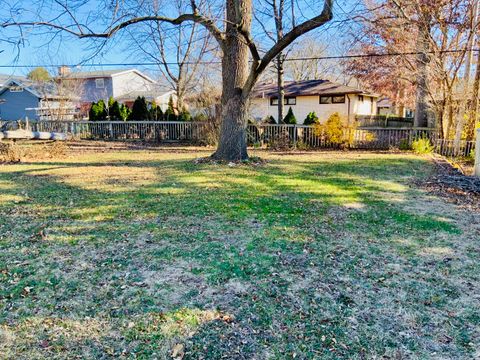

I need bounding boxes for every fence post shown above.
[293,124,297,148]
[475,128,480,177]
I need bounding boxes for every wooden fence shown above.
[356,115,414,128]
[0,120,475,157]
[435,139,475,158]
[353,127,437,149]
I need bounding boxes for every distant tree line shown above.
[89,95,192,121]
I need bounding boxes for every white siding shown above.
[251,94,380,124]
[377,105,411,117]
[154,92,177,112]
[111,72,154,98]
[354,95,377,115]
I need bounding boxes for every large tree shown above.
[346,0,478,136]
[27,66,51,81]
[2,0,333,160]
[126,0,215,111]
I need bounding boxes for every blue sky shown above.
[0,0,358,77]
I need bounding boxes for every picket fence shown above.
[0,120,475,157]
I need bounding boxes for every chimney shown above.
[58,65,71,77]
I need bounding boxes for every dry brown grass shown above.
[0,146,478,359]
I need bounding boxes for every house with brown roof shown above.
[250,79,379,124]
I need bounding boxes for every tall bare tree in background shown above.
[127,0,215,111]
[273,0,286,124]
[285,36,344,82]
[347,0,479,141]
[254,0,292,123]
[454,1,479,151]
[468,33,480,140]
[2,0,333,160]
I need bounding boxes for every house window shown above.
[285,97,296,105]
[9,86,23,93]
[320,96,332,104]
[332,95,346,104]
[270,97,297,106]
[95,78,105,89]
[358,95,364,102]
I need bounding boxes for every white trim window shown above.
[320,95,346,104]
[285,97,296,105]
[332,95,346,104]
[9,86,24,93]
[319,96,332,104]
[270,96,297,106]
[95,78,105,89]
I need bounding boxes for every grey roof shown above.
[0,79,73,99]
[252,79,378,98]
[61,68,155,83]
[0,74,26,86]
[62,69,125,78]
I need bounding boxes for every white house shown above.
[377,98,414,118]
[114,89,177,112]
[57,68,176,115]
[250,79,379,124]
[58,68,156,103]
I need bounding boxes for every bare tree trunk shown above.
[176,67,185,111]
[212,0,251,161]
[414,20,431,128]
[467,50,480,141]
[277,54,285,123]
[454,1,478,153]
[445,92,454,138]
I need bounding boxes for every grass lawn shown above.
[0,146,478,359]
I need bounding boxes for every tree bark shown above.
[467,49,480,141]
[445,91,454,138]
[211,0,251,161]
[273,0,285,124]
[414,20,431,128]
[277,54,285,123]
[454,1,478,153]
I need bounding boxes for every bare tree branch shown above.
[3,13,226,51]
[243,0,333,95]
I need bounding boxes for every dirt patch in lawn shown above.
[415,155,480,212]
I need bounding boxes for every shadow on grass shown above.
[0,153,474,359]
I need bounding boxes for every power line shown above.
[285,49,480,61]
[0,48,478,68]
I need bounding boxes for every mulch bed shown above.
[416,155,480,212]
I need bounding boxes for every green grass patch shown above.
[0,148,478,359]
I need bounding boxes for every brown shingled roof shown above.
[251,79,378,98]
